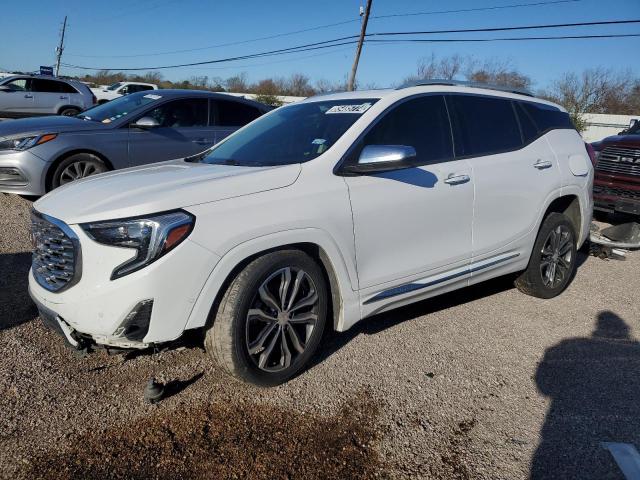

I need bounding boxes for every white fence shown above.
[581,113,639,143]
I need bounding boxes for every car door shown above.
[0,78,35,115]
[342,95,474,290]
[447,94,562,259]
[30,78,65,114]
[127,97,212,165]
[210,99,264,143]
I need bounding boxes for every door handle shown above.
[24,94,33,99]
[533,159,553,169]
[59,95,68,99]
[444,174,471,185]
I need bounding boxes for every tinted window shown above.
[358,95,453,165]
[146,98,208,127]
[448,95,522,157]
[138,85,154,92]
[520,101,574,132]
[514,102,539,144]
[31,79,71,93]
[58,82,78,94]
[212,100,262,127]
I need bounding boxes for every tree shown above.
[226,73,249,93]
[540,68,640,131]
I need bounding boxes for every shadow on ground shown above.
[0,252,36,331]
[531,311,640,479]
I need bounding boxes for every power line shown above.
[62,19,640,71]
[367,33,640,43]
[64,0,584,58]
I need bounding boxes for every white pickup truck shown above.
[91,81,158,104]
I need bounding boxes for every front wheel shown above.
[59,107,80,116]
[515,212,578,299]
[50,153,108,190]
[205,250,328,386]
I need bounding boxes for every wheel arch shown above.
[56,105,81,115]
[542,194,584,244]
[185,231,361,335]
[45,149,113,191]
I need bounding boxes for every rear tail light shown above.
[586,143,598,167]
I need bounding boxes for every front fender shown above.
[184,228,361,333]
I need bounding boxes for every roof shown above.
[126,89,272,108]
[398,79,534,97]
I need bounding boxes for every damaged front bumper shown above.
[29,286,150,350]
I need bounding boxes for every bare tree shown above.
[226,73,249,93]
[285,73,315,97]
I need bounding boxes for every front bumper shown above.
[593,172,640,215]
[0,149,48,195]
[28,221,221,348]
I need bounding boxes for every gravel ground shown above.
[1,192,638,479]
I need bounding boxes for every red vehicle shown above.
[591,119,640,216]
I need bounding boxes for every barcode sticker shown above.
[325,102,373,114]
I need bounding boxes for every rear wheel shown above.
[515,212,578,299]
[205,250,328,386]
[59,107,80,117]
[50,153,108,190]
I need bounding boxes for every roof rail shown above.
[398,79,534,97]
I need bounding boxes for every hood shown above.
[34,160,302,224]
[0,116,104,138]
[597,134,640,147]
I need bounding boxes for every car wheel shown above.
[59,107,81,117]
[205,250,328,386]
[50,153,108,190]
[515,212,578,299]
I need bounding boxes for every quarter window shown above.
[519,101,574,132]
[514,101,539,144]
[358,95,453,165]
[448,95,522,157]
[145,98,209,127]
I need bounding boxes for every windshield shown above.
[106,82,123,91]
[77,92,163,123]
[622,120,640,135]
[200,99,378,167]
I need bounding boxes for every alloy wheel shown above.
[539,225,573,287]
[59,161,102,185]
[245,267,319,372]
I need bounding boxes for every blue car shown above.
[0,89,271,195]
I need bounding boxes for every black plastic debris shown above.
[144,377,166,404]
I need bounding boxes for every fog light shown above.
[0,167,27,184]
[113,299,153,341]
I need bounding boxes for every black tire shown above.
[515,212,578,299]
[205,250,328,386]
[50,153,108,190]
[59,107,80,117]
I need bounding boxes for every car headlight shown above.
[0,133,57,151]
[81,210,195,280]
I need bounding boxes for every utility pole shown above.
[54,16,67,77]
[347,0,372,92]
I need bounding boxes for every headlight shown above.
[0,133,57,151]
[81,210,195,280]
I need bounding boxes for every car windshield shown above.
[77,92,163,123]
[106,82,123,91]
[199,99,378,167]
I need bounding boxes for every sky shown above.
[1,0,639,91]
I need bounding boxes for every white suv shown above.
[91,81,158,104]
[29,82,593,386]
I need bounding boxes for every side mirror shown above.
[132,116,160,129]
[342,145,418,174]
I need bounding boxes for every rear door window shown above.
[211,100,263,127]
[31,79,69,93]
[145,98,209,127]
[357,95,453,165]
[448,94,522,158]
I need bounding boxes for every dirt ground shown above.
[1,193,638,479]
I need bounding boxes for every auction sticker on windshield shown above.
[325,103,373,114]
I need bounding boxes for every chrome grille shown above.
[31,210,82,292]
[597,146,640,177]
